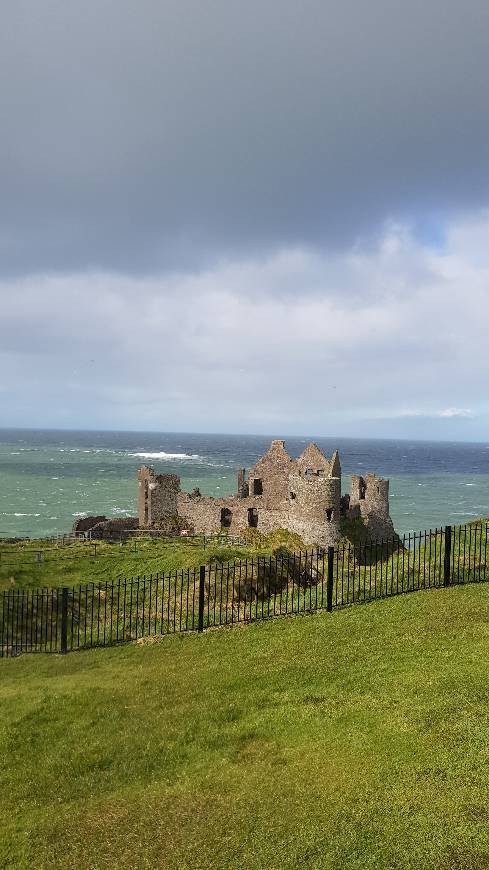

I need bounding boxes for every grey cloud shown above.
[1,215,489,437]
[1,0,488,275]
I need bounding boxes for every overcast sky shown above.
[1,0,488,439]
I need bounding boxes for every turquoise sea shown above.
[1,429,489,538]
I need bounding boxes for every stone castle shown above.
[137,439,395,547]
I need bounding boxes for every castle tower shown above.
[287,443,341,546]
[138,466,181,527]
[246,439,295,507]
[349,473,394,540]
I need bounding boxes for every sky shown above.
[1,0,489,440]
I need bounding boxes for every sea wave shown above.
[128,451,201,460]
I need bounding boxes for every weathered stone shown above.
[88,517,139,539]
[349,473,395,541]
[136,440,396,547]
[72,515,107,533]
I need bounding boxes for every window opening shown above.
[144,480,149,524]
[253,478,263,495]
[248,507,258,528]
[220,507,232,528]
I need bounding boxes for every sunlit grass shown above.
[1,584,488,869]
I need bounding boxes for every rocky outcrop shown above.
[73,516,139,539]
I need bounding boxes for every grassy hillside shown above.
[0,529,304,592]
[1,584,488,870]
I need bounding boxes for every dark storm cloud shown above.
[1,0,488,275]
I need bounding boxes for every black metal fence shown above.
[1,523,488,657]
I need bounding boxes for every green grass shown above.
[1,583,488,869]
[0,529,304,592]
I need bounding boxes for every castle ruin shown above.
[137,439,395,547]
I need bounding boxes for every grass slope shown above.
[1,584,489,870]
[0,530,304,592]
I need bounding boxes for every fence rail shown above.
[1,523,488,657]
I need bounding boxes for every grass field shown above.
[1,583,488,869]
[0,533,281,592]
[2,522,488,597]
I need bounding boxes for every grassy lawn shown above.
[1,583,488,869]
[0,534,272,592]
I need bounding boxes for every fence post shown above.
[327,546,334,612]
[60,587,69,654]
[444,525,452,587]
[198,565,205,632]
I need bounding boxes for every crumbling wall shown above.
[349,473,394,540]
[247,439,295,508]
[176,492,291,536]
[177,493,227,534]
[138,466,181,527]
[72,515,107,533]
[237,468,249,497]
[86,517,139,539]
[134,441,396,547]
[288,472,341,546]
[296,442,332,476]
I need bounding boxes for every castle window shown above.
[326,508,333,522]
[253,478,263,495]
[305,468,314,477]
[359,480,366,500]
[317,469,325,477]
[290,492,296,500]
[248,507,258,528]
[220,507,232,528]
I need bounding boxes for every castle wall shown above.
[349,473,394,540]
[247,439,295,508]
[177,493,234,534]
[136,442,396,547]
[177,492,291,537]
[138,466,180,527]
[288,473,341,546]
[296,443,332,476]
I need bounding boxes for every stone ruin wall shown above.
[288,473,341,547]
[349,473,394,541]
[176,492,291,538]
[247,439,294,508]
[136,440,395,547]
[138,466,180,527]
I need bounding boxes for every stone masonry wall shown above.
[349,473,394,541]
[138,466,180,527]
[136,441,396,547]
[247,439,294,508]
[288,472,341,546]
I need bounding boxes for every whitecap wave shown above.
[128,451,201,460]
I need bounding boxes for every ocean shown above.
[1,429,489,538]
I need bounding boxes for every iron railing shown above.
[1,523,488,657]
